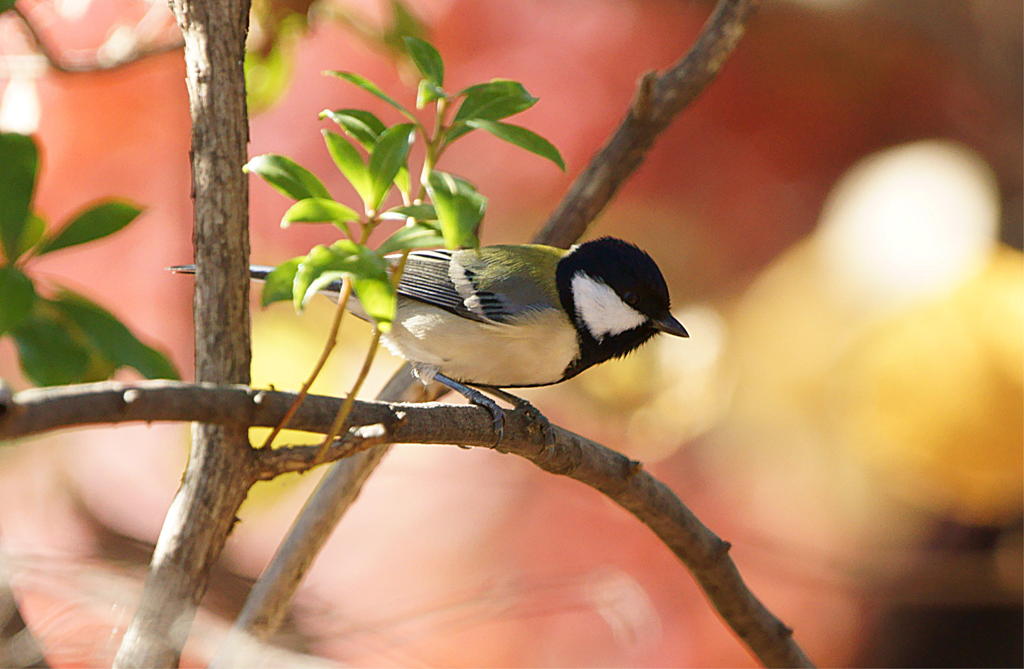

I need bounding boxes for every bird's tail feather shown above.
[168,263,357,309]
[168,264,284,282]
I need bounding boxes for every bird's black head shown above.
[555,237,687,380]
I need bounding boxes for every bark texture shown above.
[112,0,254,665]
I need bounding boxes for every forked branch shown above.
[0,380,812,667]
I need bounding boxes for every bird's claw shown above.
[433,374,506,448]
[481,398,506,448]
[461,390,505,448]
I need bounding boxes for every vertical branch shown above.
[112,0,255,666]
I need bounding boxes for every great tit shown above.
[174,236,687,438]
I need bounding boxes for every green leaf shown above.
[300,270,348,307]
[322,130,372,208]
[0,0,17,13]
[416,79,446,109]
[319,108,386,150]
[261,256,302,306]
[443,125,473,144]
[16,214,45,257]
[325,71,417,123]
[453,80,537,122]
[52,291,179,379]
[426,171,486,249]
[0,133,39,262]
[292,241,396,330]
[293,244,338,311]
[281,197,360,236]
[244,154,331,200]
[0,265,35,335]
[377,221,445,255]
[352,273,396,332]
[12,315,91,386]
[403,36,444,86]
[464,120,565,170]
[394,166,411,195]
[379,203,437,221]
[293,241,362,311]
[367,124,415,211]
[36,200,142,256]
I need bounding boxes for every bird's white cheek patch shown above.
[571,272,646,340]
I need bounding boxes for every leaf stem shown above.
[312,239,412,461]
[312,328,382,461]
[415,97,449,202]
[259,277,353,449]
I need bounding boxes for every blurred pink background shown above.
[1,0,1021,666]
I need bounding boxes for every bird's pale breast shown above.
[381,299,579,387]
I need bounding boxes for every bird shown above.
[173,236,688,440]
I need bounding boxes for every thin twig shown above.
[0,379,813,668]
[532,0,761,247]
[11,6,184,74]
[313,328,382,460]
[313,239,413,460]
[255,423,394,479]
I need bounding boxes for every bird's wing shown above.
[396,245,567,324]
[393,249,487,321]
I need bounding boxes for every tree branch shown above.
[225,0,764,658]
[0,380,813,668]
[111,0,252,665]
[11,5,184,74]
[532,0,761,247]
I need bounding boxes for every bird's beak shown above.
[653,312,689,337]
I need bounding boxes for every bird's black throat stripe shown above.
[554,240,662,383]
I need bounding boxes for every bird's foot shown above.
[434,374,505,447]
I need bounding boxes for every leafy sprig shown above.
[0,133,178,386]
[245,35,564,332]
[244,36,564,456]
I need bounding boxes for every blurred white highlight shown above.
[816,140,1000,311]
[55,0,93,20]
[583,568,661,650]
[0,76,40,134]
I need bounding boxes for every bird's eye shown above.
[621,290,639,306]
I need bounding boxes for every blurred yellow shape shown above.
[725,139,1016,527]
[836,247,1023,524]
